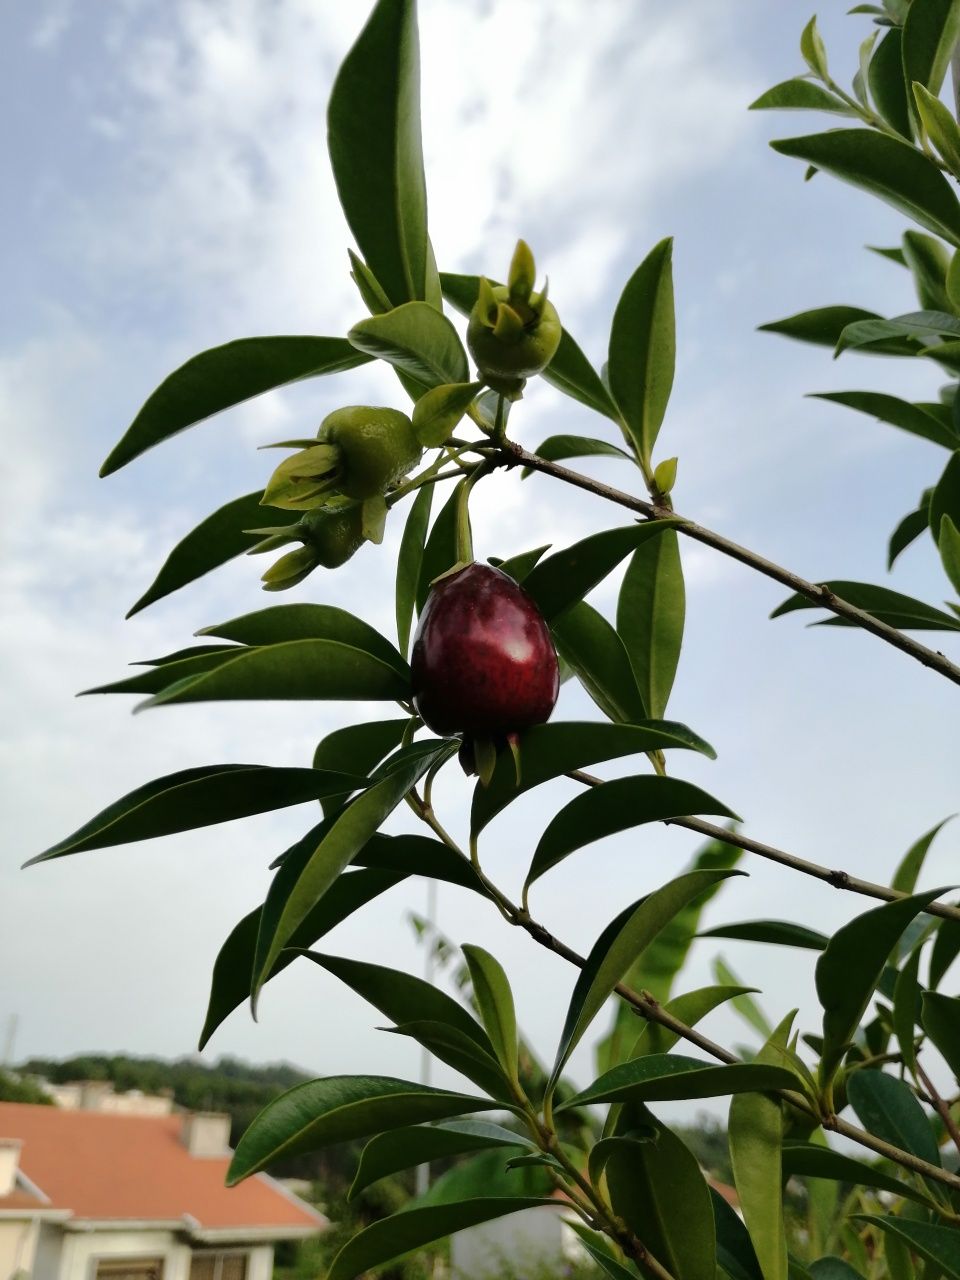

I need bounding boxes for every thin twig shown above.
[917,1061,960,1157]
[503,441,960,689]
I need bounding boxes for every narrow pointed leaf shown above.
[101,337,370,475]
[921,991,960,1077]
[607,238,676,464]
[903,0,960,98]
[759,306,905,350]
[396,482,433,656]
[349,302,467,387]
[630,985,757,1059]
[938,513,960,591]
[869,28,912,138]
[462,946,519,1081]
[889,496,931,568]
[198,603,407,675]
[327,0,429,305]
[227,1075,496,1184]
[81,647,243,696]
[617,528,685,719]
[552,600,649,725]
[892,817,952,893]
[902,230,953,312]
[714,957,773,1040]
[771,580,960,631]
[562,1055,797,1108]
[854,1215,960,1279]
[567,1224,642,1280]
[699,920,828,951]
[712,1186,764,1280]
[930,907,960,987]
[411,381,482,447]
[782,1141,934,1209]
[930,448,960,545]
[770,131,960,247]
[837,310,960,354]
[527,776,738,893]
[313,719,411,815]
[810,391,958,449]
[385,1020,512,1101]
[817,888,951,1086]
[416,481,462,611]
[892,944,924,1077]
[750,80,856,114]
[25,765,360,865]
[521,521,675,623]
[521,434,633,477]
[349,1120,532,1199]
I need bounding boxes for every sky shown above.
[2,0,958,1122]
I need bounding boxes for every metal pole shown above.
[414,879,438,1197]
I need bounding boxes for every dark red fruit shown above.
[411,562,560,737]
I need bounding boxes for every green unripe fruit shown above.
[318,405,421,500]
[466,242,562,398]
[298,500,366,568]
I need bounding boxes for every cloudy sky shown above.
[2,0,958,1116]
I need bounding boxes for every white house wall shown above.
[0,1217,40,1279]
[58,1228,188,1280]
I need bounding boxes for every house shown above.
[0,1102,326,1280]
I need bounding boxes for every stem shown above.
[504,440,960,688]
[917,1061,960,1156]
[566,770,960,925]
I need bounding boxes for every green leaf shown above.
[930,908,960,987]
[126,492,293,617]
[903,230,954,312]
[617,528,685,719]
[939,512,960,591]
[327,0,429,306]
[630,985,758,1059]
[930,449,960,545]
[439,272,619,419]
[605,1106,716,1280]
[527,776,739,894]
[847,1067,942,1173]
[921,990,960,1077]
[471,719,715,838]
[313,719,411,816]
[348,302,468,388]
[770,580,960,631]
[24,765,360,866]
[551,600,649,725]
[140,640,410,709]
[837,310,960,355]
[101,337,370,476]
[413,1144,553,1206]
[521,521,675,623]
[416,481,462,611]
[854,1216,960,1279]
[81,646,244,697]
[889,495,932,568]
[759,306,907,351]
[808,1261,865,1280]
[396,482,433,657]
[869,28,913,138]
[251,744,446,998]
[800,15,829,77]
[607,238,676,465]
[461,946,519,1082]
[411,381,482,446]
[810,391,958,449]
[549,868,743,1089]
[892,817,952,893]
[227,1075,496,1185]
[521,433,633,477]
[493,545,551,582]
[349,1120,531,1199]
[566,1224,642,1280]
[770,130,960,247]
[383,1020,513,1101]
[198,603,408,675]
[893,942,924,1077]
[712,1186,764,1280]
[324,1197,556,1280]
[730,1014,795,1280]
[699,920,828,951]
[817,889,950,1088]
[903,0,960,98]
[562,1055,797,1107]
[782,1140,935,1209]
[750,79,856,114]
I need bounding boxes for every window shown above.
[94,1261,164,1280]
[188,1253,248,1280]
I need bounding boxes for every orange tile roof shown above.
[0,1104,323,1232]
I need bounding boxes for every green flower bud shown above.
[467,242,562,400]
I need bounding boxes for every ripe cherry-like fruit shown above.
[411,562,560,737]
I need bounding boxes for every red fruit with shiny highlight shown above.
[411,562,560,737]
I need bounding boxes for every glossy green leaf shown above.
[810,391,958,449]
[889,495,931,568]
[461,946,519,1082]
[472,719,714,838]
[327,0,429,306]
[771,580,960,631]
[605,1105,715,1280]
[869,28,912,138]
[894,946,924,1083]
[892,817,952,893]
[836,308,960,353]
[630,985,757,1059]
[416,481,462,611]
[854,1215,960,1280]
[313,719,411,816]
[931,449,960,546]
[847,1068,942,1170]
[251,744,446,998]
[617,528,685,719]
[562,1054,797,1108]
[349,302,467,388]
[930,908,960,986]
[800,15,829,77]
[699,920,828,950]
[730,1014,794,1280]
[817,889,950,1088]
[922,990,960,1077]
[527,776,738,894]
[349,1120,531,1199]
[227,1075,496,1184]
[868,244,909,268]
[396,482,433,656]
[24,765,360,866]
[566,1224,641,1280]
[81,647,243,697]
[759,306,911,352]
[903,230,954,312]
[324,1196,555,1280]
[101,337,370,476]
[782,1140,934,1209]
[551,600,649,725]
[411,381,482,446]
[198,603,408,675]
[127,492,294,617]
[493,544,551,582]
[750,80,856,114]
[916,82,960,175]
[549,868,743,1089]
[383,1020,513,1101]
[522,521,675,623]
[439,272,619,418]
[607,237,676,465]
[938,512,960,591]
[714,957,773,1040]
[414,1143,553,1206]
[350,830,482,891]
[712,1186,764,1280]
[903,0,960,98]
[521,433,633,477]
[770,130,960,246]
